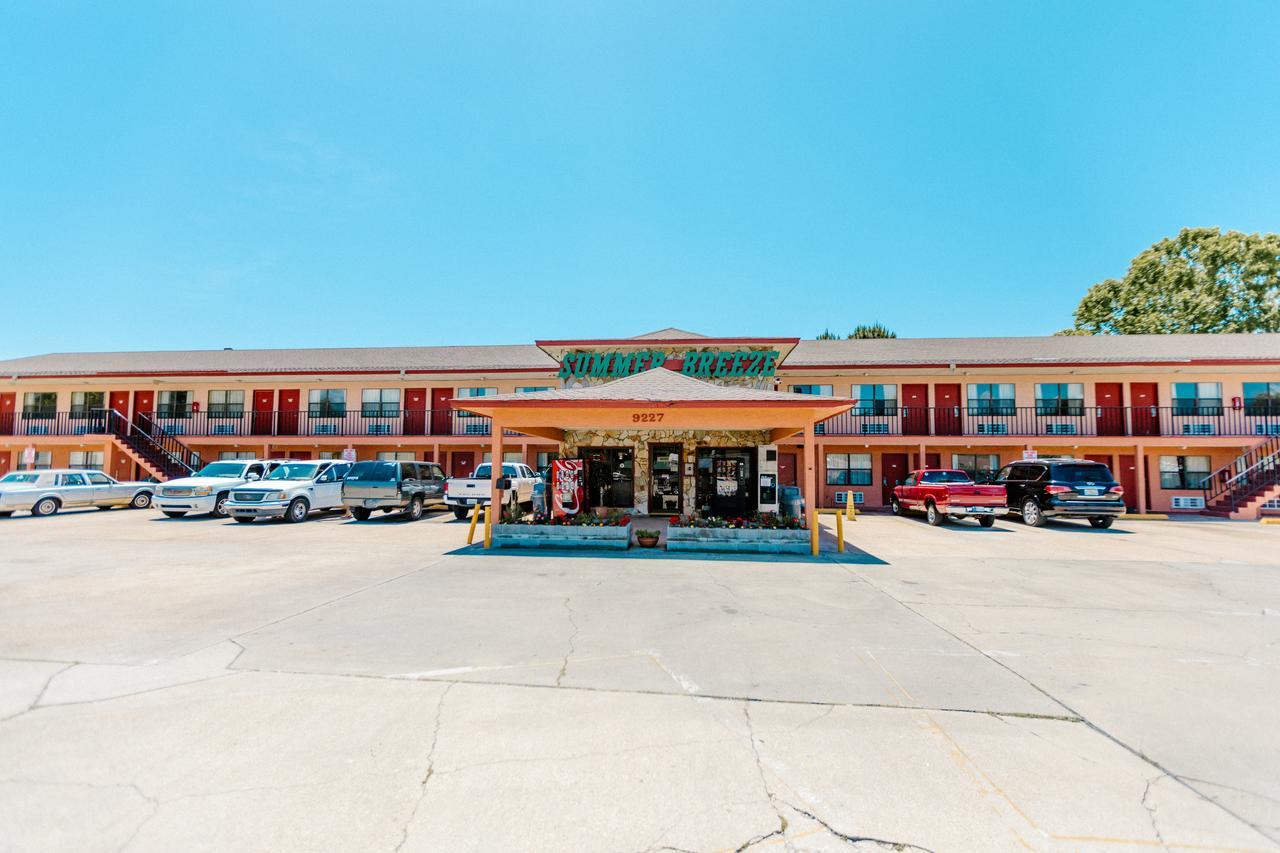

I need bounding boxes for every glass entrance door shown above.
[695,448,756,518]
[648,443,683,515]
[581,447,635,509]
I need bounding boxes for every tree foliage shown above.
[816,328,839,340]
[815,324,897,339]
[1070,228,1280,334]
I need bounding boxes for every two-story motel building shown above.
[2,328,1279,518]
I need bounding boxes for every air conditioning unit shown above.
[833,491,865,505]
[860,423,890,435]
[1255,424,1280,436]
[1044,423,1077,435]
[73,426,93,436]
[1171,496,1205,510]
[814,422,826,435]
[212,424,237,435]
[366,423,392,436]
[464,423,489,435]
[163,425,186,436]
[976,423,1009,435]
[314,424,338,435]
[1181,423,1216,436]
[25,424,50,435]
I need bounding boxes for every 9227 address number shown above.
[631,413,665,423]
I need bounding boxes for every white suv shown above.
[226,460,351,523]
[155,459,284,518]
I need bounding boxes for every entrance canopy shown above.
[452,368,854,442]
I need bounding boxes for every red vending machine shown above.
[552,459,585,518]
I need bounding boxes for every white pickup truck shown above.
[444,462,540,519]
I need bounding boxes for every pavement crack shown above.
[394,682,454,852]
[0,662,76,724]
[783,801,936,851]
[740,702,789,851]
[555,596,580,688]
[1142,774,1170,851]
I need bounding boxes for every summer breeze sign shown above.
[557,350,780,380]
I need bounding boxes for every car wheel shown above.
[926,502,944,526]
[1089,516,1114,529]
[405,496,424,521]
[162,511,187,519]
[233,516,255,524]
[130,491,153,509]
[285,498,309,523]
[351,507,372,521]
[890,497,903,516]
[979,515,996,528]
[32,497,60,517]
[1023,498,1046,527]
[212,493,230,517]
[452,506,470,520]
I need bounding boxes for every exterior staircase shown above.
[1200,435,1280,520]
[103,410,198,482]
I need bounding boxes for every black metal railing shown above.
[1202,435,1280,512]
[138,409,502,438]
[133,412,202,472]
[813,406,1280,438]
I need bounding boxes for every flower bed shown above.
[491,510,633,549]
[666,513,808,554]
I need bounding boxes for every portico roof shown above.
[452,368,854,442]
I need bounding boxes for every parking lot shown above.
[1,508,1278,852]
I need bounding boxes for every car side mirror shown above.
[246,473,260,481]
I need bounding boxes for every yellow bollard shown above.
[467,502,481,544]
[483,505,492,549]
[836,511,845,552]
[809,510,819,556]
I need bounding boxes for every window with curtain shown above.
[1034,383,1084,416]
[219,451,256,460]
[377,451,415,461]
[1159,455,1211,489]
[70,391,104,418]
[854,385,897,415]
[967,384,1016,415]
[824,453,873,486]
[308,389,346,417]
[361,388,401,417]
[952,453,1002,482]
[68,451,104,469]
[1172,383,1223,416]
[156,391,194,418]
[207,390,245,417]
[22,392,57,418]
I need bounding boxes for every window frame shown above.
[1171,383,1223,417]
[22,392,57,419]
[308,389,347,418]
[854,384,897,416]
[790,384,834,396]
[967,384,1016,416]
[361,388,401,418]
[207,389,246,418]
[1159,455,1211,490]
[1243,382,1280,417]
[156,390,195,419]
[1034,383,1084,417]
[69,391,105,418]
[824,452,873,486]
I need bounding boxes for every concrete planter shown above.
[665,526,809,554]
[491,522,632,550]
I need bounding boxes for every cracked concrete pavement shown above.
[0,508,1277,851]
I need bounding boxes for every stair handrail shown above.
[1203,434,1280,511]
[105,409,197,477]
[132,411,201,472]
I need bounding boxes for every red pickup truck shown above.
[891,469,1008,527]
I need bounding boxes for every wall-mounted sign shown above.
[558,349,779,380]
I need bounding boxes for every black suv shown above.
[993,458,1125,528]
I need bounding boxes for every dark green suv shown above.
[993,458,1125,528]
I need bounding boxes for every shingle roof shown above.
[0,344,557,377]
[784,334,1280,366]
[472,368,852,404]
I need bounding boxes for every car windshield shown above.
[0,473,40,484]
[1053,464,1111,484]
[472,464,518,479]
[266,463,320,480]
[194,462,248,478]
[345,461,398,482]
[921,471,974,484]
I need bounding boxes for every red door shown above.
[0,393,14,436]
[882,453,909,505]
[902,384,929,436]
[108,391,129,417]
[1096,382,1126,436]
[0,449,10,477]
[252,390,275,435]
[430,388,453,435]
[451,451,475,478]
[132,390,155,425]
[1117,454,1138,510]
[911,452,941,470]
[286,450,312,460]
[277,389,300,436]
[405,388,427,435]
[934,384,961,436]
[1130,383,1160,436]
[778,452,797,486]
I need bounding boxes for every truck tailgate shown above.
[946,485,1006,505]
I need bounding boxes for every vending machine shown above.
[757,445,779,514]
[551,459,585,519]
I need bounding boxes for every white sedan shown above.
[0,469,154,517]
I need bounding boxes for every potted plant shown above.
[635,528,661,548]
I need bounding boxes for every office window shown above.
[516,386,551,394]
[70,391,105,418]
[825,453,873,486]
[952,453,1001,482]
[1172,383,1222,416]
[457,387,497,416]
[361,388,400,417]
[308,389,346,417]
[377,451,415,461]
[32,451,52,470]
[1243,382,1280,416]
[967,384,1016,415]
[790,385,833,396]
[854,385,897,415]
[1159,455,1211,490]
[68,451,104,469]
[1035,383,1084,416]
[208,390,245,417]
[22,392,56,419]
[156,390,194,418]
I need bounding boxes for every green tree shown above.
[1069,228,1280,334]
[847,323,896,339]
[816,328,839,340]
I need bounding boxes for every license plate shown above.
[968,506,993,513]
[466,498,478,504]
[364,499,379,507]
[1080,488,1101,496]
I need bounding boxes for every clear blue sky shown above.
[1,2,1277,359]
